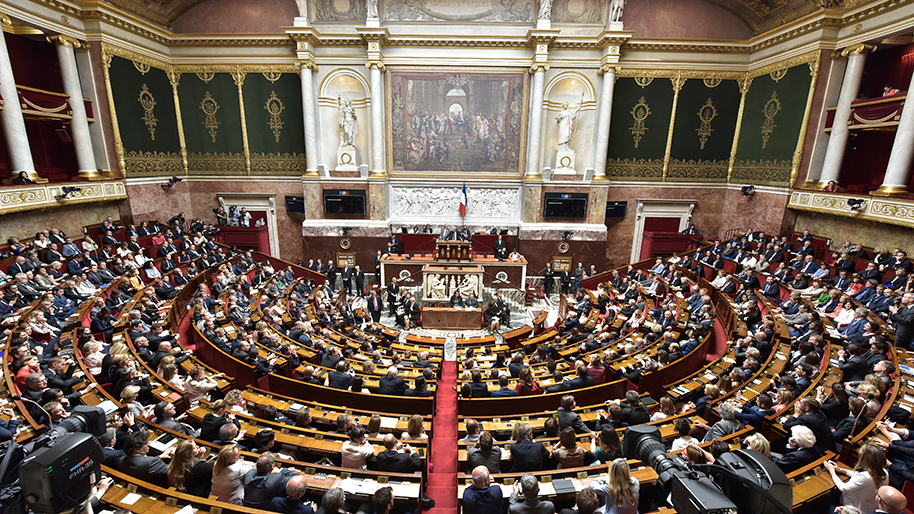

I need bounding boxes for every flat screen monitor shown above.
[544,192,588,218]
[323,189,366,215]
[285,196,306,213]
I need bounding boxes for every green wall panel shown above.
[242,72,306,175]
[606,77,674,180]
[667,79,740,182]
[108,56,182,174]
[733,63,813,185]
[178,72,245,173]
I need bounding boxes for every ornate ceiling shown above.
[93,0,852,36]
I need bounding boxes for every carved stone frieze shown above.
[389,186,521,220]
[0,181,127,215]
[788,191,914,230]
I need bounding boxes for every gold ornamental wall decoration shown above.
[265,91,284,143]
[138,84,157,140]
[263,70,282,83]
[760,91,781,148]
[630,96,651,148]
[696,98,717,150]
[634,76,654,88]
[133,61,150,75]
[200,91,221,143]
[769,68,788,83]
[196,71,215,83]
[703,78,722,88]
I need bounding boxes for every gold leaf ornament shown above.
[696,98,717,150]
[760,91,781,149]
[138,84,158,140]
[265,91,284,143]
[630,97,651,148]
[200,92,221,143]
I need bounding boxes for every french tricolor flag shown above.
[459,183,468,217]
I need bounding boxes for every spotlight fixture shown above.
[341,227,353,237]
[160,176,183,189]
[741,185,756,196]
[55,186,82,200]
[562,231,573,241]
[847,198,866,211]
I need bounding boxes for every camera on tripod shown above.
[622,425,793,514]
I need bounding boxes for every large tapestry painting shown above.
[389,69,526,173]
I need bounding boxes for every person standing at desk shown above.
[543,263,555,298]
[494,235,507,261]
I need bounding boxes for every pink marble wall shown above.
[603,186,791,268]
[172,0,299,33]
[625,0,753,40]
[0,202,122,240]
[124,179,306,263]
[794,212,914,252]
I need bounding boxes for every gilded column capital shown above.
[529,62,549,74]
[840,43,876,58]
[166,68,180,88]
[47,35,84,49]
[299,60,318,72]
[366,60,386,72]
[598,64,621,76]
[0,13,11,26]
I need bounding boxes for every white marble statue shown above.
[537,0,552,20]
[610,0,626,23]
[366,0,378,19]
[338,96,358,148]
[556,95,583,151]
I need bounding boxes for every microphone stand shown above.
[12,395,53,432]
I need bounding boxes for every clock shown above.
[558,242,569,254]
[340,238,352,249]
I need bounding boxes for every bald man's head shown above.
[383,433,397,449]
[472,466,491,488]
[878,486,907,514]
[286,475,307,500]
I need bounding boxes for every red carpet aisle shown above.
[426,360,459,514]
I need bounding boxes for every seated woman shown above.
[553,427,587,469]
[143,261,161,280]
[484,301,501,333]
[774,425,818,473]
[167,440,214,497]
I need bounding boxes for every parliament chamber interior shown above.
[1,1,914,514]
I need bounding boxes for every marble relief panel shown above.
[385,0,534,22]
[389,185,521,221]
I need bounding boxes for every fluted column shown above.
[818,44,875,187]
[592,63,619,181]
[299,60,319,176]
[50,35,99,179]
[0,15,39,181]
[525,65,546,179]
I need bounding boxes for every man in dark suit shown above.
[354,265,365,296]
[508,423,549,472]
[545,371,572,394]
[491,375,518,397]
[377,434,422,472]
[462,370,490,398]
[242,453,299,508]
[494,235,507,261]
[43,356,82,394]
[619,391,650,425]
[379,366,408,396]
[565,366,594,391]
[542,263,554,298]
[118,431,169,487]
[559,268,572,295]
[374,250,383,279]
[465,434,502,475]
[341,264,353,295]
[890,293,914,349]
[326,361,353,390]
[557,395,590,433]
[387,278,400,316]
[838,344,870,382]
[367,290,384,323]
[404,375,434,397]
[781,397,836,454]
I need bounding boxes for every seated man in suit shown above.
[377,434,422,472]
[491,375,518,397]
[565,365,594,391]
[379,366,408,396]
[118,431,169,487]
[557,395,590,434]
[509,473,555,514]
[508,423,549,472]
[242,452,299,508]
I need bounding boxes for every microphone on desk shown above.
[12,395,54,431]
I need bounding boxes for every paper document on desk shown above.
[538,482,556,495]
[389,481,420,498]
[341,478,378,495]
[380,417,398,429]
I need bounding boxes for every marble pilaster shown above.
[300,61,320,175]
[0,15,38,181]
